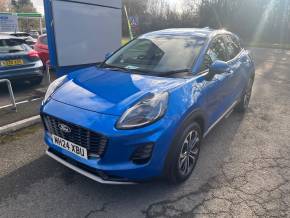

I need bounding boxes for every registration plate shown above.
[52,134,88,159]
[0,59,24,67]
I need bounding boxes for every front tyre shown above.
[235,77,254,113]
[165,122,202,184]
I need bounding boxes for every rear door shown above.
[223,34,245,102]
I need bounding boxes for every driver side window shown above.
[199,37,227,72]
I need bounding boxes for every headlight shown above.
[43,76,67,103]
[116,92,169,129]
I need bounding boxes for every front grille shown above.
[42,114,108,158]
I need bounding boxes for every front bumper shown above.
[46,149,136,184]
[41,99,179,183]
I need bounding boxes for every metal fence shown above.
[0,79,17,111]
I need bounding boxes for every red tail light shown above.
[28,50,39,58]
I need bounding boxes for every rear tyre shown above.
[165,121,202,184]
[235,77,254,113]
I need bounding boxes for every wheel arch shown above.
[179,108,206,135]
[162,108,206,177]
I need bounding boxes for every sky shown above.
[167,0,183,12]
[31,0,44,15]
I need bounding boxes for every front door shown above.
[198,36,233,128]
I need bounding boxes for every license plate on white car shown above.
[52,134,88,159]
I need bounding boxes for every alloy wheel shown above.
[178,130,200,176]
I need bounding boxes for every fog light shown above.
[131,143,154,164]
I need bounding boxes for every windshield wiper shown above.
[100,63,130,72]
[100,63,150,74]
[155,69,192,77]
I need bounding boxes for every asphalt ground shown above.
[0,99,42,127]
[0,48,290,217]
[0,74,50,126]
[0,79,47,107]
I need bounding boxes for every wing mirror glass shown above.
[206,60,229,80]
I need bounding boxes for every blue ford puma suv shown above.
[41,28,255,184]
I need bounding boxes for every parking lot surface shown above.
[0,48,290,218]
[0,81,46,107]
[0,79,48,126]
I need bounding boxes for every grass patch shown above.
[0,124,42,145]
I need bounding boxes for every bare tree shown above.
[0,0,11,12]
[122,0,290,44]
[198,0,290,44]
[123,0,199,36]
[11,0,36,12]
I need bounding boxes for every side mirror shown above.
[105,52,113,60]
[206,60,229,80]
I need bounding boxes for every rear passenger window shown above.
[199,37,227,72]
[224,35,241,60]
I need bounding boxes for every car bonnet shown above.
[51,67,186,116]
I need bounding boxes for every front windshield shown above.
[105,35,205,75]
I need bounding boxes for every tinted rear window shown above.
[0,39,29,53]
